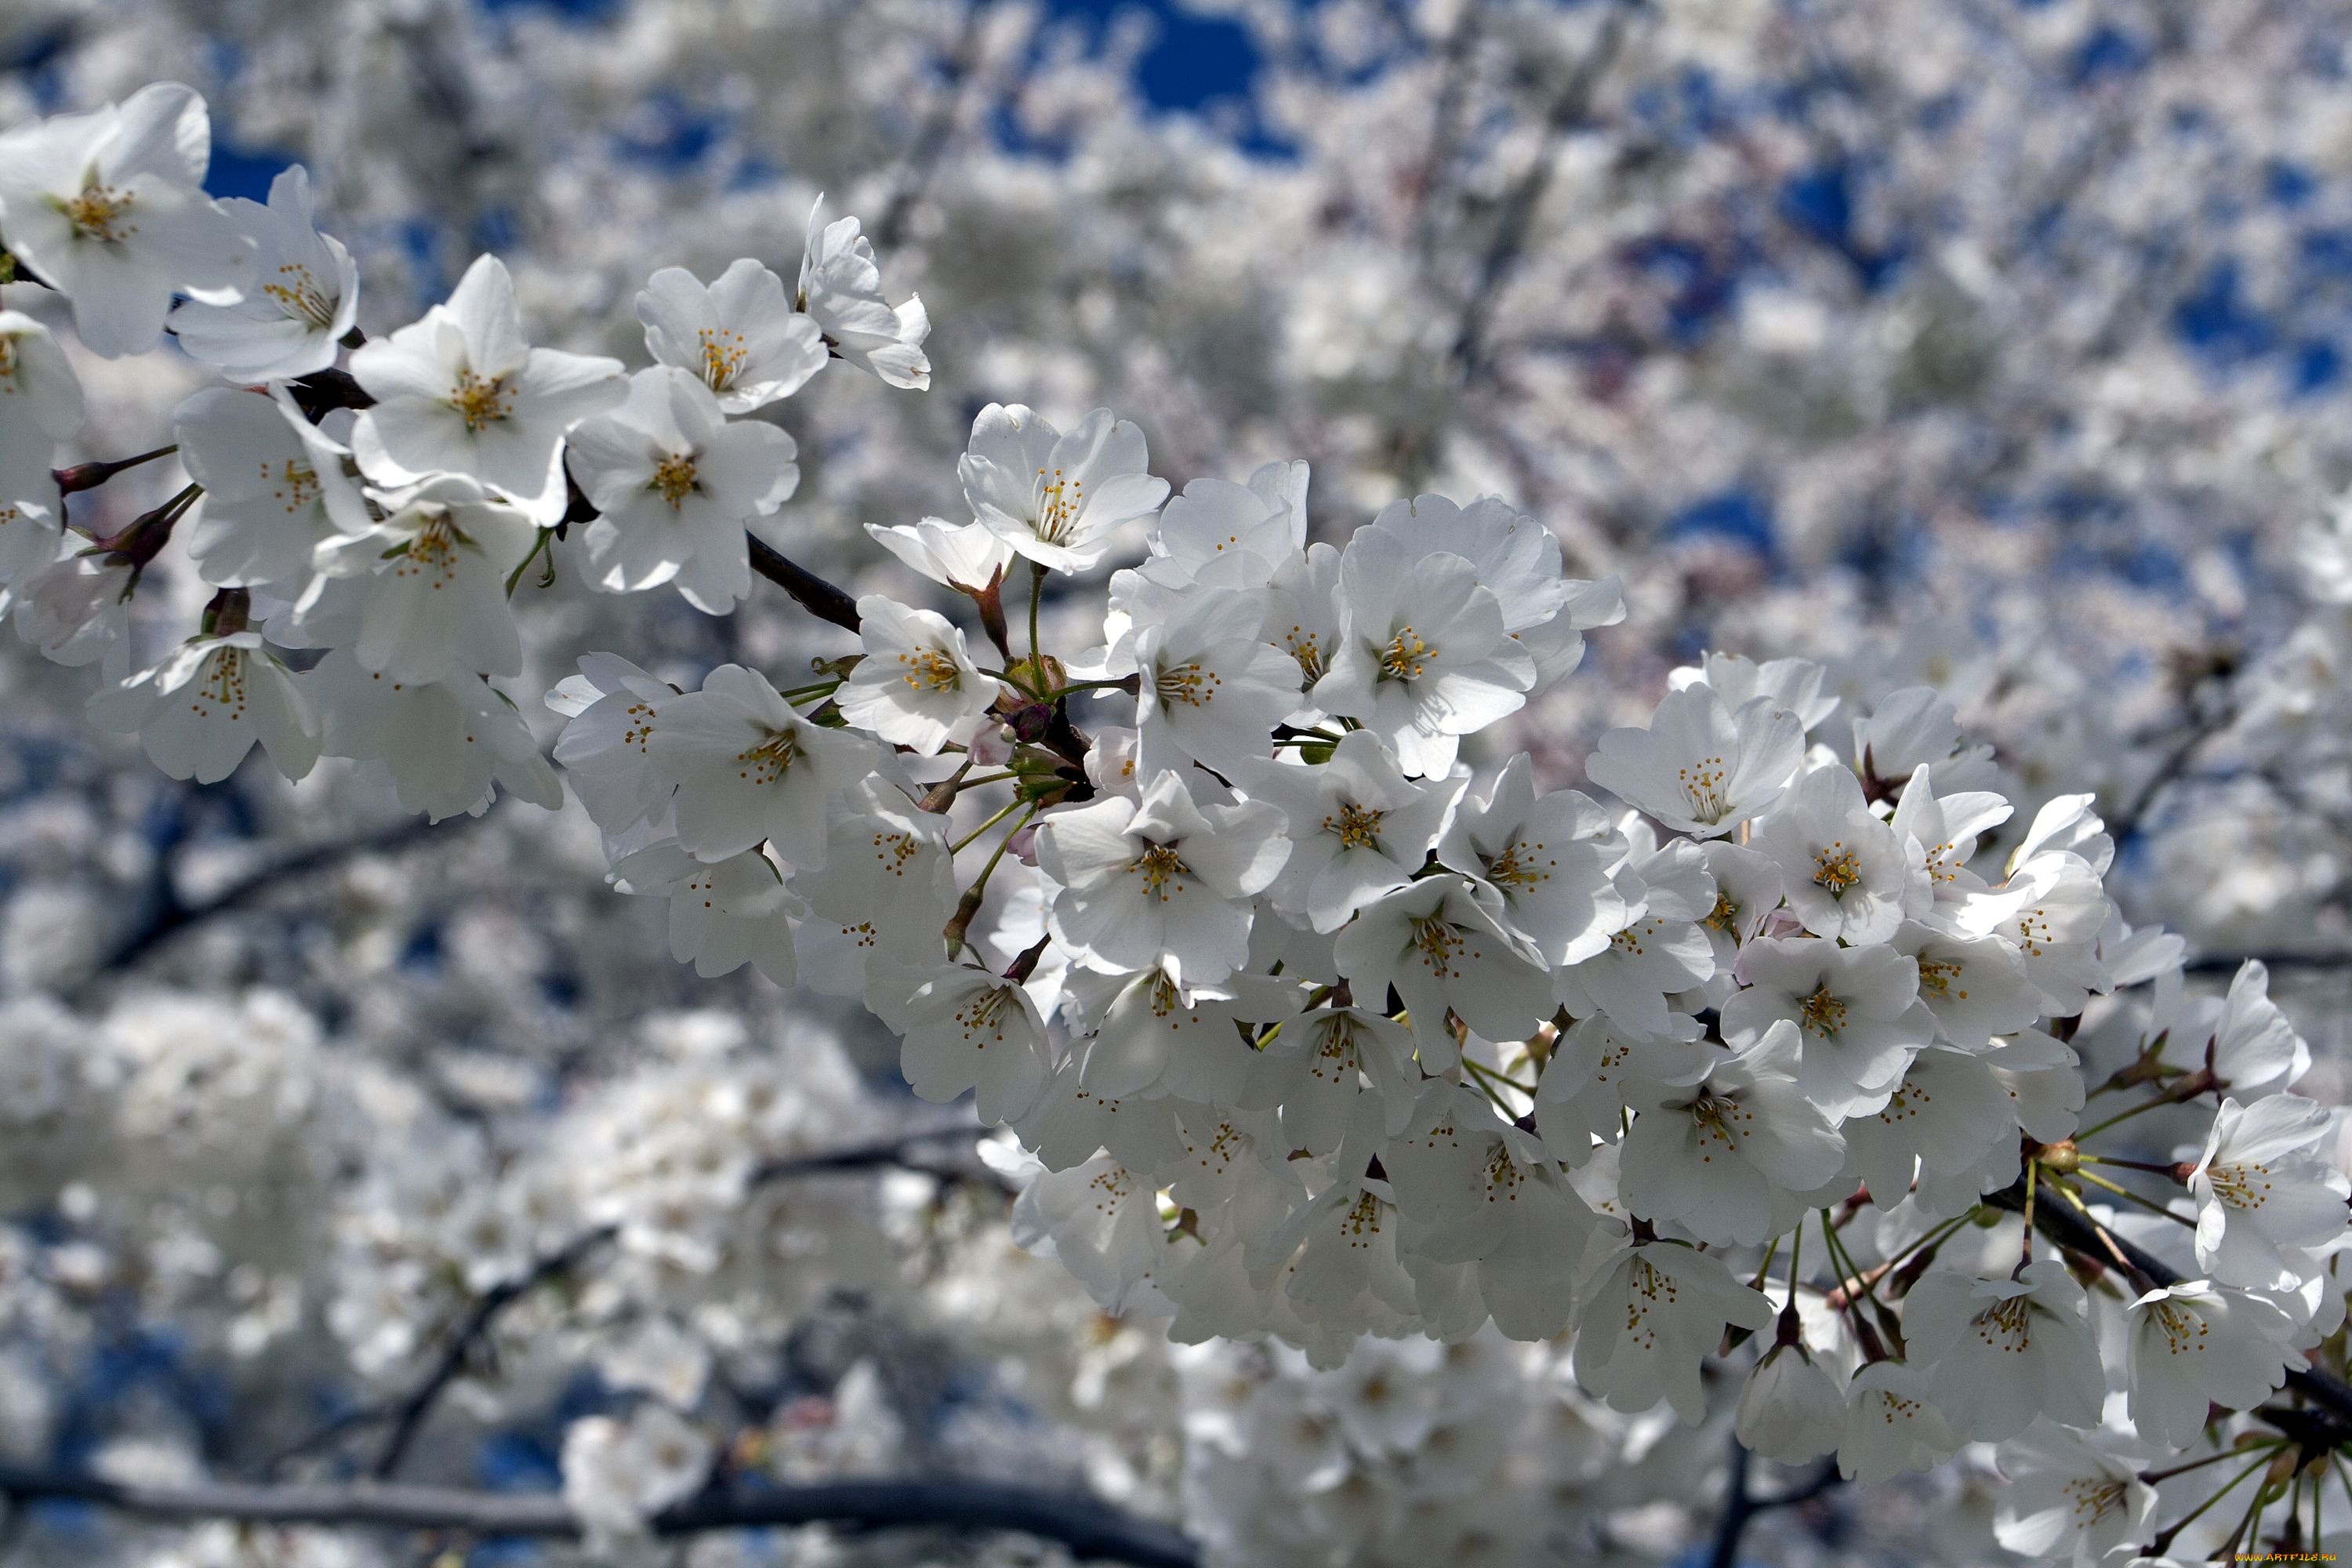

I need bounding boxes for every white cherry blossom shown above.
[176,386,370,590]
[637,259,825,412]
[1902,1260,2106,1440]
[167,164,356,382]
[88,631,318,785]
[1234,730,1460,934]
[2189,1094,2352,1288]
[1583,683,1805,839]
[646,663,873,866]
[961,403,1169,573]
[837,594,997,754]
[797,195,931,390]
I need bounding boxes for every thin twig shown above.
[746,534,862,633]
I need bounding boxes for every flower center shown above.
[264,459,320,513]
[194,647,251,717]
[652,453,699,509]
[1688,1093,1751,1158]
[1483,839,1552,891]
[698,326,748,391]
[734,728,801,786]
[956,986,1012,1045]
[391,511,463,581]
[1678,754,1730,820]
[2062,1476,2127,1526]
[1797,986,1848,1037]
[1409,914,1466,977]
[1813,841,1861,895]
[1032,466,1083,545]
[2143,1299,2209,1356]
[1324,801,1384,851]
[261,263,339,330]
[2207,1160,2273,1211]
[1131,843,1191,898]
[1970,1294,2035,1352]
[1916,957,1967,1000]
[898,648,963,693]
[1155,659,1222,709]
[449,369,516,433]
[1378,626,1432,682]
[1704,893,1739,931]
[1284,625,1325,684]
[60,183,136,241]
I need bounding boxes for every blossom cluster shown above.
[7,75,2352,1567]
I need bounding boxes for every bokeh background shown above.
[5,1,2352,1563]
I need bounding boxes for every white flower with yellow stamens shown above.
[837,593,996,754]
[1312,527,1534,778]
[797,194,931,390]
[1902,1261,2106,1440]
[1721,935,1932,1118]
[566,366,799,613]
[1123,585,1301,777]
[645,662,873,868]
[176,384,371,591]
[349,253,623,521]
[303,473,539,684]
[1036,768,1290,988]
[0,82,252,358]
[2124,1279,2298,1446]
[1234,728,1460,934]
[637,259,827,412]
[1330,873,1553,1065]
[2188,1094,2351,1289]
[89,630,318,785]
[1437,752,1628,966]
[169,165,356,382]
[1584,681,1806,839]
[961,402,1169,573]
[1751,760,1911,944]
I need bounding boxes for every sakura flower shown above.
[308,651,561,822]
[1889,762,2011,906]
[866,956,1052,1123]
[1956,845,2111,1016]
[564,365,799,612]
[1838,1046,2013,1207]
[1131,463,1306,594]
[2188,1094,2351,1288]
[1437,753,1628,966]
[1013,1152,1171,1316]
[1071,965,1300,1103]
[88,631,318,785]
[1901,1260,2107,1439]
[1617,1022,1845,1245]
[1889,921,2040,1047]
[305,474,537,684]
[1535,1011,1715,1162]
[637,258,825,411]
[348,253,624,520]
[1312,528,1532,777]
[547,652,675,836]
[608,840,800,988]
[1751,761,1910,944]
[1124,586,1301,775]
[0,82,252,357]
[2124,1279,2297,1446]
[962,404,1169,573]
[1991,1425,2157,1567]
[1572,1238,1776,1422]
[1735,1341,1846,1462]
[0,310,83,438]
[2205,960,2309,1092]
[0,311,78,582]
[1234,730,1460,933]
[1036,770,1289,986]
[1671,650,1840,731]
[797,196,931,390]
[1552,837,1719,1040]
[866,514,1014,597]
[1237,1004,1417,1155]
[836,594,996,754]
[646,662,873,867]
[1856,685,1996,796]
[167,165,356,381]
[176,386,370,590]
[1837,1359,1960,1483]
[560,1405,713,1545]
[1330,874,1553,1063]
[791,778,956,957]
[1583,683,1805,839]
[1722,936,1931,1118]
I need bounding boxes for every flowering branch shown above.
[0,1467,1199,1568]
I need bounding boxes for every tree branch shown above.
[746,534,863,633]
[0,1468,1198,1568]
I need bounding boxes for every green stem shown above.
[2148,1450,2278,1555]
[2072,1169,2196,1227]
[2077,1093,2180,1142]
[950,797,1024,855]
[503,528,554,597]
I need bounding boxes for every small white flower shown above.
[0,310,80,583]
[1889,920,2040,1047]
[866,514,1014,594]
[565,365,799,612]
[168,164,357,382]
[1238,1004,1417,1156]
[1233,729,1460,933]
[1070,964,1298,1103]
[547,652,676,837]
[797,195,931,389]
[1125,586,1301,776]
[176,385,371,590]
[646,662,873,867]
[1437,753,1628,966]
[1618,1022,1846,1245]
[1584,682,1806,839]
[1751,762,1910,944]
[1838,1045,2013,1207]
[1552,838,1719,1040]
[309,649,561,822]
[2125,1279,2298,1446]
[560,1405,713,1545]
[1900,1260,2106,1440]
[0,82,253,357]
[1036,769,1290,986]
[1991,1424,2157,1567]
[637,258,826,412]
[1735,1341,1846,1462]
[1573,1238,1776,1422]
[1312,528,1532,778]
[837,593,996,754]
[2188,1094,2351,1288]
[866,955,1052,1123]
[1332,873,1554,1064]
[1836,1359,1959,1483]
[1722,936,1931,1118]
[88,631,318,784]
[348,253,624,520]
[962,403,1170,573]
[305,474,539,684]
[608,840,800,988]
[791,777,956,956]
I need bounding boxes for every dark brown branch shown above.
[746,534,863,633]
[0,1468,1198,1568]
